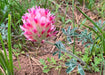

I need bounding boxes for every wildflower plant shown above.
[20,6,57,43]
[20,5,105,75]
[20,6,85,75]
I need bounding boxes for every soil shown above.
[13,42,100,75]
[14,55,68,75]
[13,54,100,75]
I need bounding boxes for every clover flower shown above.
[20,6,57,43]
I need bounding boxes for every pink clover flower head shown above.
[20,6,57,43]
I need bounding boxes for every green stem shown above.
[44,41,88,67]
[102,35,105,75]
[44,40,54,45]
[72,0,75,54]
[100,46,105,75]
[17,56,21,70]
[0,34,8,63]
[8,14,14,75]
[102,33,105,55]
[44,0,48,8]
[76,6,102,33]
[83,24,101,38]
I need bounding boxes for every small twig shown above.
[31,57,49,75]
[0,66,5,75]
[28,57,33,74]
[78,0,85,21]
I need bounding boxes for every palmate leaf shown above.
[66,26,78,36]
[53,51,58,56]
[70,27,78,36]
[62,28,72,43]
[62,28,67,35]
[67,26,71,34]
[78,64,85,75]
[53,51,62,59]
[94,20,105,31]
[54,41,66,52]
[67,36,72,43]
[79,29,93,45]
[54,41,85,74]
[65,59,77,73]
[65,59,77,66]
[0,22,8,40]
[62,26,78,43]
[66,66,76,74]
[54,41,66,58]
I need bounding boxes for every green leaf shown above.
[102,33,105,54]
[15,53,20,56]
[55,41,66,51]
[43,65,48,69]
[0,33,8,62]
[47,57,50,62]
[65,19,72,24]
[80,19,87,28]
[0,51,11,75]
[51,57,56,64]
[65,59,77,73]
[83,24,100,38]
[82,18,87,24]
[0,52,7,71]
[53,51,58,56]
[65,59,77,66]
[21,51,25,54]
[67,26,71,34]
[54,41,66,58]
[40,59,45,65]
[78,64,85,75]
[66,65,76,73]
[43,69,50,73]
[94,57,102,65]
[58,51,61,59]
[67,36,72,43]
[62,28,67,35]
[76,6,102,33]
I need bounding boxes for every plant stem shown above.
[44,41,88,67]
[36,44,40,57]
[100,46,105,75]
[8,14,14,75]
[76,6,102,33]
[44,40,55,45]
[44,0,48,8]
[0,34,8,63]
[64,49,87,66]
[72,0,75,54]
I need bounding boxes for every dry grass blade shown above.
[0,66,5,75]
[31,57,49,75]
